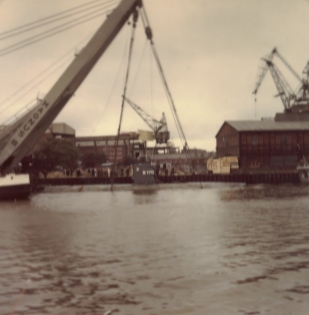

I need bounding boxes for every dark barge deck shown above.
[38,172,300,186]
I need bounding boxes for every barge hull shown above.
[38,172,300,186]
[0,174,31,200]
[0,184,31,200]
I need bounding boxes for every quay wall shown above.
[38,172,300,186]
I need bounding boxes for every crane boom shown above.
[252,47,309,113]
[124,97,161,130]
[252,48,277,95]
[298,61,309,102]
[266,60,296,111]
[275,49,302,82]
[0,0,141,173]
[124,96,170,144]
[253,47,301,96]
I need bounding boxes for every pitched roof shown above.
[216,120,309,136]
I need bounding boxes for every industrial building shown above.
[36,123,143,163]
[75,133,142,163]
[216,120,309,170]
[148,148,211,174]
[36,122,75,143]
[35,122,211,173]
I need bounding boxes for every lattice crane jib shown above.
[123,96,170,144]
[266,60,296,111]
[298,61,309,103]
[252,47,309,112]
[252,48,277,95]
[156,112,169,144]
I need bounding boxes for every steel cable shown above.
[0,0,118,57]
[0,0,117,40]
[140,7,199,180]
[0,29,99,117]
[111,11,138,191]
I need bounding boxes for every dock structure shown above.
[38,172,299,186]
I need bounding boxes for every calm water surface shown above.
[0,183,309,315]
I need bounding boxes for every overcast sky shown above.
[0,0,309,151]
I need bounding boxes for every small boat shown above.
[0,173,31,200]
[297,162,309,183]
[296,144,309,184]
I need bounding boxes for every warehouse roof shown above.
[216,120,309,137]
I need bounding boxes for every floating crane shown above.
[123,96,170,144]
[0,0,141,173]
[253,47,309,113]
[0,0,197,184]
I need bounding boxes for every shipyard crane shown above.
[296,61,309,105]
[123,96,170,144]
[252,47,309,112]
[253,48,301,95]
[0,0,197,183]
[0,0,142,173]
[261,59,296,111]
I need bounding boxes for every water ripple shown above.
[1,183,309,314]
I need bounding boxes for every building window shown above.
[281,134,287,145]
[252,134,258,145]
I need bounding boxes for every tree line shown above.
[31,138,108,177]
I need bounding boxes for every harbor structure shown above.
[35,122,75,147]
[148,148,211,174]
[36,123,211,173]
[36,123,142,164]
[216,120,309,170]
[74,133,141,163]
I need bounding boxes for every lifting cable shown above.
[91,25,131,134]
[149,43,154,128]
[0,30,99,123]
[2,98,37,127]
[0,52,72,114]
[110,9,139,191]
[128,37,148,97]
[0,0,117,41]
[0,57,72,122]
[140,8,187,147]
[0,0,118,57]
[140,6,202,188]
[0,1,120,122]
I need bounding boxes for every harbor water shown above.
[0,183,309,314]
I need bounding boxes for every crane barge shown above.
[0,0,142,199]
[0,0,195,197]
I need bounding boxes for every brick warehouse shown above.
[216,120,309,170]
